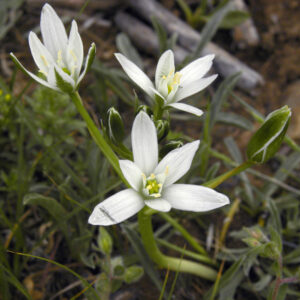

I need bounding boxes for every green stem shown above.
[203,161,254,189]
[70,91,128,185]
[153,95,165,121]
[138,208,217,280]
[156,238,216,265]
[159,212,207,255]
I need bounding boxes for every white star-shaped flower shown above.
[10,3,95,92]
[89,112,229,226]
[115,50,217,117]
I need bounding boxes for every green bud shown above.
[97,227,113,256]
[247,106,291,163]
[123,266,144,283]
[155,119,170,141]
[242,237,262,248]
[107,107,125,144]
[160,140,184,157]
[111,256,125,276]
[136,105,152,116]
[84,43,96,75]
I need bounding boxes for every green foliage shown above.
[0,0,23,41]
[177,0,249,30]
[1,4,300,299]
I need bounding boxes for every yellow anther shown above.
[162,75,167,80]
[57,50,63,65]
[146,185,152,190]
[153,193,161,198]
[173,72,182,85]
[69,49,78,62]
[168,69,174,76]
[165,166,169,175]
[150,173,155,179]
[41,55,49,67]
[142,173,146,180]
[158,183,162,188]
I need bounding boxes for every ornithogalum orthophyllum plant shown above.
[10,2,296,297]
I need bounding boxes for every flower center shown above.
[141,167,169,199]
[146,176,162,195]
[162,71,182,95]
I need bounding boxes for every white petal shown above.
[88,189,144,226]
[145,198,171,212]
[119,160,143,191]
[28,32,54,74]
[174,75,218,102]
[67,20,84,79]
[40,3,68,58]
[155,141,200,187]
[155,50,175,88]
[47,65,56,87]
[168,103,203,117]
[149,86,166,101]
[163,184,229,212]
[115,53,154,98]
[180,54,215,85]
[132,112,158,175]
[10,53,58,90]
[28,70,58,90]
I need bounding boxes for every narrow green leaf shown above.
[121,224,162,291]
[0,264,31,300]
[217,112,253,130]
[116,33,143,69]
[23,193,69,237]
[209,73,241,131]
[220,10,249,29]
[7,250,99,299]
[191,2,232,59]
[151,16,168,54]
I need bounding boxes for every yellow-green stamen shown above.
[145,175,161,195]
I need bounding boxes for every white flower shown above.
[115,50,217,117]
[10,3,95,92]
[89,111,229,226]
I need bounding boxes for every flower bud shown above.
[136,105,152,116]
[107,107,125,144]
[246,106,291,163]
[123,266,144,283]
[160,140,184,157]
[97,227,113,256]
[155,119,170,141]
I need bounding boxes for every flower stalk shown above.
[69,91,127,184]
[203,161,255,189]
[138,207,217,280]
